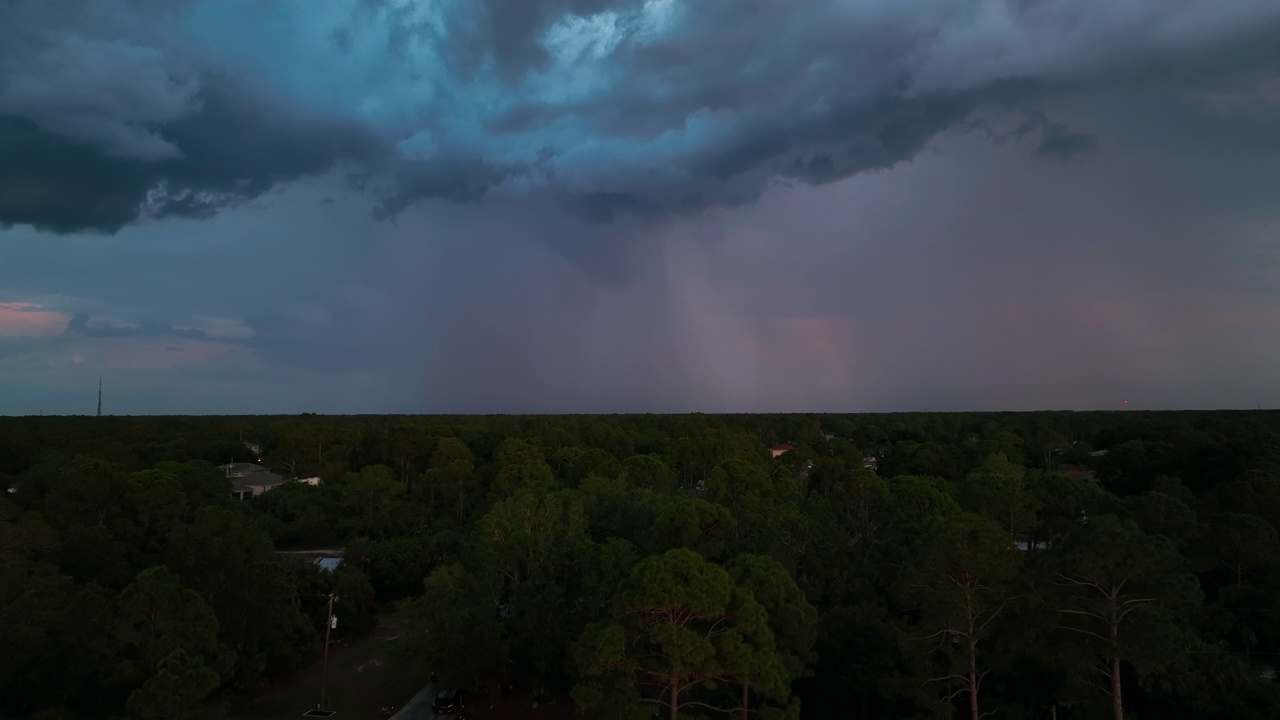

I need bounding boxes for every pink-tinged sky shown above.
[0,303,69,337]
[2,1,1280,414]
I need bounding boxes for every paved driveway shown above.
[386,682,438,720]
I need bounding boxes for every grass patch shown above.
[219,613,424,720]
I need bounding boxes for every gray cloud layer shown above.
[0,1,387,233]
[3,0,1279,235]
[0,87,386,234]
[64,312,246,343]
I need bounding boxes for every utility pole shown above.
[96,377,102,417]
[319,593,338,710]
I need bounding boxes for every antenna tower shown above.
[97,377,102,417]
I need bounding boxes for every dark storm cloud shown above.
[546,88,980,222]
[369,0,1280,222]
[1035,130,1099,160]
[373,155,515,219]
[0,82,387,234]
[453,0,632,79]
[0,0,389,234]
[4,0,1280,235]
[0,0,200,159]
[1005,109,1100,160]
[344,0,634,79]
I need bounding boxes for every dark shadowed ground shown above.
[465,699,576,720]
[221,613,423,720]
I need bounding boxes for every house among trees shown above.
[219,462,285,500]
[770,443,794,458]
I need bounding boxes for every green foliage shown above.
[727,554,818,676]
[1206,470,1280,532]
[575,537,641,618]
[577,471,661,543]
[823,468,890,547]
[398,563,507,690]
[620,453,677,494]
[113,566,233,686]
[727,554,818,716]
[422,437,479,522]
[125,649,220,720]
[886,474,962,533]
[162,506,316,682]
[341,464,406,537]
[800,602,922,719]
[4,410,1280,720]
[0,496,58,559]
[901,513,1023,720]
[488,458,560,504]
[344,535,439,599]
[570,624,647,720]
[249,481,335,547]
[1127,490,1198,549]
[703,457,777,506]
[0,560,115,714]
[959,454,1040,542]
[650,497,738,561]
[1199,512,1279,587]
[477,489,589,591]
[1049,514,1203,718]
[330,564,378,632]
[549,446,623,487]
[573,549,787,719]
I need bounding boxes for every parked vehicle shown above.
[432,689,463,716]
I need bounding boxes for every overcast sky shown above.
[2,0,1279,415]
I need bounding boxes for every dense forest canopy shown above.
[3,410,1280,719]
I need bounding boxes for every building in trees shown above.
[219,462,285,500]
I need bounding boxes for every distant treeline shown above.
[2,411,1280,720]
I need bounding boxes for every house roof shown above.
[770,444,794,451]
[229,470,284,492]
